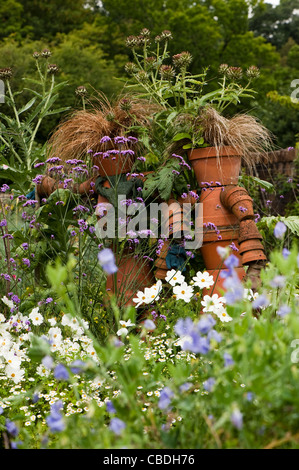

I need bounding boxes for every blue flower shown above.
[109,417,126,435]
[273,221,287,239]
[46,401,65,433]
[196,315,216,334]
[54,363,69,381]
[282,248,290,258]
[270,275,285,288]
[252,294,269,310]
[223,275,244,305]
[179,382,192,393]
[143,319,156,330]
[203,377,215,392]
[98,248,118,275]
[223,352,234,367]
[42,355,54,370]
[6,419,19,437]
[207,329,223,343]
[70,360,86,374]
[106,401,116,414]
[183,333,210,355]
[231,408,243,430]
[277,304,291,318]
[174,317,194,337]
[158,387,174,410]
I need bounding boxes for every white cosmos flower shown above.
[165,270,185,286]
[0,314,6,323]
[119,319,135,328]
[133,290,149,308]
[201,294,226,313]
[3,351,22,368]
[173,282,194,302]
[192,271,214,289]
[116,327,129,336]
[5,364,25,384]
[29,308,43,326]
[213,305,232,322]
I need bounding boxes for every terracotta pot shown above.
[200,187,239,227]
[238,238,265,255]
[238,219,263,243]
[241,249,267,265]
[106,249,154,308]
[93,152,134,177]
[188,146,241,187]
[202,266,246,297]
[200,226,242,270]
[221,186,255,221]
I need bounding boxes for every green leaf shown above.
[18,97,36,116]
[172,132,192,141]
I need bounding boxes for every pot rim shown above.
[188,146,242,160]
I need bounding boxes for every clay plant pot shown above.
[200,225,242,270]
[154,240,170,280]
[93,152,134,177]
[188,146,242,187]
[220,186,255,221]
[238,238,266,254]
[202,266,246,297]
[238,219,263,243]
[241,249,267,265]
[37,176,97,198]
[200,187,239,228]
[106,248,155,308]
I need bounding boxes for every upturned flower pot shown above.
[188,146,242,187]
[238,219,263,243]
[200,226,242,270]
[220,185,255,221]
[200,187,239,227]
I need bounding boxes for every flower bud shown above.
[124,62,138,75]
[159,64,175,81]
[47,64,59,75]
[172,51,192,69]
[160,30,173,41]
[125,35,139,48]
[0,68,12,80]
[218,63,229,75]
[41,49,51,58]
[226,66,243,80]
[32,52,40,59]
[140,28,151,38]
[246,65,260,79]
[75,85,88,97]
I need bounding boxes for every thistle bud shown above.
[140,28,151,38]
[32,52,40,60]
[160,30,173,41]
[41,49,52,58]
[75,86,88,97]
[124,62,138,75]
[0,68,13,80]
[159,65,175,81]
[145,56,156,70]
[125,35,139,48]
[172,51,192,69]
[119,98,132,112]
[136,70,149,83]
[218,63,229,75]
[226,66,243,80]
[47,64,59,75]
[246,65,260,79]
[154,35,162,43]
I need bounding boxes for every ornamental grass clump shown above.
[46,93,159,163]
